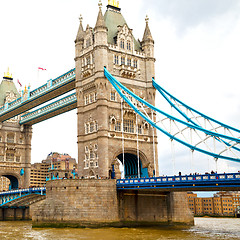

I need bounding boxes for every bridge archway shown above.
[116,152,149,179]
[1,174,19,190]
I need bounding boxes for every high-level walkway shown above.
[0,69,75,123]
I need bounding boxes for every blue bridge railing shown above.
[117,172,240,190]
[0,187,46,207]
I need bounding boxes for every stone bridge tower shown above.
[75,1,158,179]
[0,70,32,189]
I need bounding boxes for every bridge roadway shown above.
[0,69,75,123]
[0,172,240,208]
[117,172,240,192]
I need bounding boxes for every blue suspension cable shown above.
[104,68,240,144]
[153,79,240,153]
[104,68,240,163]
[152,78,240,134]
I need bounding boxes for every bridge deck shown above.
[117,172,240,192]
[0,69,75,122]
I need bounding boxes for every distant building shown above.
[0,176,10,191]
[30,162,49,187]
[187,191,240,217]
[30,152,77,187]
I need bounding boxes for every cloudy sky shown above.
[0,0,240,176]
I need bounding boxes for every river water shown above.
[0,218,239,240]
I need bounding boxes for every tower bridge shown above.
[0,0,239,226]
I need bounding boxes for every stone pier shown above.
[32,179,193,227]
[0,207,30,221]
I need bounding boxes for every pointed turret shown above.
[142,15,155,88]
[142,15,154,43]
[75,15,84,43]
[95,1,106,29]
[142,16,153,42]
[94,0,108,71]
[142,15,154,59]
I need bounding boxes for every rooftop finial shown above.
[145,15,149,24]
[4,67,13,79]
[98,0,102,10]
[79,14,83,23]
[108,0,119,8]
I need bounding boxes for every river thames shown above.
[0,218,239,239]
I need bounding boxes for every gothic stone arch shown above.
[111,147,153,178]
[0,170,22,190]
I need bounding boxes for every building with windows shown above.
[187,191,240,216]
[30,162,49,187]
[0,176,10,191]
[0,69,32,189]
[75,1,157,179]
[30,152,77,187]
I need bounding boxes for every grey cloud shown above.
[140,0,240,33]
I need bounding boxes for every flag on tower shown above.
[17,79,22,87]
[38,67,47,71]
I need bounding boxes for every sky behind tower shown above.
[0,0,240,175]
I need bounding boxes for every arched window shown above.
[90,151,94,159]
[121,56,125,65]
[6,152,14,161]
[85,95,89,105]
[90,122,94,132]
[123,119,134,133]
[120,40,124,49]
[114,55,119,65]
[127,58,131,66]
[85,123,89,134]
[127,41,131,50]
[89,94,94,103]
[7,134,14,143]
[110,91,116,101]
[115,121,121,131]
[133,59,138,68]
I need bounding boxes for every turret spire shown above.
[75,14,84,42]
[142,15,153,42]
[95,0,106,29]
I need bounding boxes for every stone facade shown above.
[32,179,194,227]
[75,2,158,179]
[32,179,119,227]
[0,72,32,189]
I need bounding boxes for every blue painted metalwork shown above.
[104,68,240,144]
[152,78,240,134]
[0,187,46,207]
[20,168,24,176]
[19,92,77,125]
[152,78,240,153]
[0,68,76,121]
[104,67,240,162]
[116,172,240,191]
[117,153,149,178]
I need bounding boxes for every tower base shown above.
[32,179,194,227]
